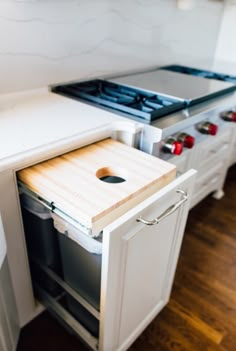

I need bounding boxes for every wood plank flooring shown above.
[17,165,236,351]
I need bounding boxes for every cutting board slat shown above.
[17,138,176,234]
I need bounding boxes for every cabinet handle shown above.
[136,189,188,225]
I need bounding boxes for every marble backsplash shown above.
[0,0,225,94]
[214,0,236,70]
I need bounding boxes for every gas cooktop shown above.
[53,65,236,123]
[53,79,185,122]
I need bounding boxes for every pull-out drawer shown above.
[18,138,176,236]
[18,168,196,351]
[17,136,196,351]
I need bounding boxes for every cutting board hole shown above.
[96,167,126,184]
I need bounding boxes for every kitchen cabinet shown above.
[100,170,195,351]
[229,124,236,166]
[169,124,234,208]
[22,168,195,351]
[0,132,196,350]
[0,215,20,351]
[190,127,232,207]
[0,90,196,350]
[168,150,191,177]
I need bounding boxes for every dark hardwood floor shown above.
[17,165,236,351]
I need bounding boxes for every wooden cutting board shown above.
[17,138,176,235]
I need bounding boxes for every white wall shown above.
[0,0,224,94]
[214,0,236,73]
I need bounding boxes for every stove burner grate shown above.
[53,79,185,121]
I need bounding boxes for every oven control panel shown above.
[150,100,236,163]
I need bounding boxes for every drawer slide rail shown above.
[34,283,98,351]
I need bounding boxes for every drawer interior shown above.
[18,184,102,350]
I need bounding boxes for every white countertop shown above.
[0,88,152,170]
[1,60,236,170]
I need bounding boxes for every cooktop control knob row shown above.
[198,122,218,136]
[221,111,236,122]
[177,133,195,148]
[162,137,183,155]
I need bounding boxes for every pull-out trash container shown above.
[19,189,101,336]
[17,138,176,338]
[20,193,62,296]
[53,213,102,337]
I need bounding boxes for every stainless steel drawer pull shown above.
[137,189,188,225]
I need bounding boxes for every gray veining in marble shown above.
[0,0,226,94]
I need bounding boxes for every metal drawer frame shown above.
[31,257,99,351]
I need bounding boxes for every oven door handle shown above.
[136,189,188,225]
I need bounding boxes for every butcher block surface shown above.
[17,138,176,234]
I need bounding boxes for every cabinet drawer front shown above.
[100,169,196,351]
[170,151,190,175]
[191,162,224,208]
[230,126,236,165]
[198,128,232,169]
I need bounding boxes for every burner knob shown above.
[198,122,218,136]
[162,138,183,155]
[221,111,236,122]
[177,133,195,148]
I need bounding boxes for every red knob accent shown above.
[172,141,183,155]
[177,133,195,149]
[221,111,236,122]
[232,112,236,122]
[162,138,183,155]
[199,122,218,135]
[183,135,195,148]
[209,123,218,136]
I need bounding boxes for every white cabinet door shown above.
[100,169,196,351]
[230,124,236,166]
[0,215,20,351]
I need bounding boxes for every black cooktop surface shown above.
[53,79,185,122]
[53,65,236,123]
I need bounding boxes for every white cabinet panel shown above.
[100,170,196,351]
[170,150,190,176]
[188,127,233,208]
[0,291,12,351]
[229,124,236,166]
[0,215,20,351]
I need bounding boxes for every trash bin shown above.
[20,191,101,336]
[20,193,62,296]
[52,213,102,337]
